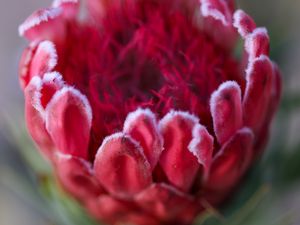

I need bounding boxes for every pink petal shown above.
[245,28,270,61]
[24,77,54,160]
[18,7,65,42]
[199,0,237,49]
[135,183,194,220]
[200,0,232,26]
[123,108,163,171]
[45,87,92,159]
[233,10,256,37]
[39,72,64,108]
[205,128,254,191]
[94,133,152,198]
[210,81,243,145]
[159,111,200,192]
[254,63,282,156]
[54,153,103,201]
[29,41,57,78]
[19,42,38,89]
[243,56,274,132]
[188,124,214,179]
[52,0,79,19]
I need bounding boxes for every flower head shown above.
[19,0,281,224]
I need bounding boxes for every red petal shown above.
[39,72,64,108]
[210,81,243,145]
[123,108,163,171]
[52,0,79,19]
[243,56,274,132]
[29,41,57,78]
[18,7,65,42]
[24,77,54,160]
[245,28,270,60]
[45,87,92,159]
[200,0,232,26]
[135,183,194,220]
[159,111,200,192]
[205,128,254,191]
[233,10,256,37]
[55,153,103,201]
[94,133,152,198]
[19,42,38,89]
[253,63,282,156]
[188,124,214,179]
[199,0,237,49]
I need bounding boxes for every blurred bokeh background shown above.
[0,0,300,225]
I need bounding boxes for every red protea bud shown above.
[19,0,281,224]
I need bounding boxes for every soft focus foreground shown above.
[0,0,298,225]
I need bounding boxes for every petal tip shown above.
[52,0,79,8]
[36,41,58,71]
[19,8,62,37]
[200,0,230,26]
[123,108,157,133]
[188,124,214,167]
[46,86,93,127]
[159,110,199,131]
[233,9,256,37]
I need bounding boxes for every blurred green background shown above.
[0,0,300,225]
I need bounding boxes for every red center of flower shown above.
[55,0,243,158]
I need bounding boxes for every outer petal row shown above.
[25,73,100,207]
[233,9,281,149]
[25,72,92,161]
[204,128,254,204]
[94,109,214,196]
[205,8,280,198]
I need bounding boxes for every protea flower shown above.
[18,0,281,224]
